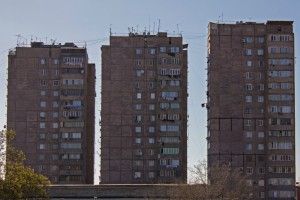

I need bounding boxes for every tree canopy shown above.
[0,130,50,199]
[169,160,252,199]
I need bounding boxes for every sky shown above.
[0,0,299,183]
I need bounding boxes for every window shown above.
[246,167,253,174]
[258,60,264,67]
[257,108,264,114]
[258,119,264,126]
[258,132,265,138]
[149,59,154,65]
[52,133,58,139]
[245,49,252,56]
[258,167,265,174]
[39,112,46,118]
[52,154,58,160]
[149,48,155,55]
[135,115,142,123]
[245,37,253,43]
[257,49,264,55]
[149,172,155,178]
[246,61,252,67]
[258,37,264,43]
[258,96,264,103]
[52,123,58,128]
[279,106,292,113]
[136,60,142,66]
[39,144,46,150]
[149,138,154,144]
[134,172,141,179]
[160,47,166,53]
[40,90,46,96]
[258,72,264,79]
[53,58,59,64]
[148,82,155,88]
[258,180,264,186]
[246,96,252,103]
[135,138,141,144]
[40,80,46,86]
[258,144,264,150]
[136,70,143,77]
[53,91,59,96]
[270,47,276,53]
[38,154,45,160]
[258,84,264,91]
[53,101,59,107]
[41,69,47,75]
[39,133,45,139]
[53,69,59,75]
[170,47,180,53]
[245,120,252,126]
[280,47,289,53]
[245,72,252,79]
[150,93,155,99]
[281,83,293,89]
[160,125,179,132]
[246,132,253,138]
[246,144,252,151]
[135,127,141,133]
[161,148,179,155]
[136,93,142,99]
[149,115,155,122]
[149,127,155,133]
[53,112,58,118]
[135,104,141,110]
[39,122,46,128]
[53,80,59,86]
[40,58,46,64]
[245,108,253,114]
[160,69,167,75]
[136,48,142,55]
[245,84,252,91]
[149,104,155,110]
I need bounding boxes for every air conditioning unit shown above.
[241,39,246,42]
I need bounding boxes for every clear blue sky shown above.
[0,0,299,183]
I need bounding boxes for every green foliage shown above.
[0,130,50,200]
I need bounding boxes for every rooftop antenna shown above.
[222,12,224,22]
[128,27,131,34]
[148,16,151,33]
[14,34,21,46]
[136,25,139,33]
[158,19,161,33]
[110,24,112,36]
[153,22,156,34]
[177,24,180,35]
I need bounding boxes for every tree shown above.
[169,160,252,199]
[0,130,50,199]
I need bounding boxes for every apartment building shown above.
[207,21,295,199]
[7,42,95,184]
[100,32,188,184]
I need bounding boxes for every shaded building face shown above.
[207,21,295,199]
[7,42,95,184]
[100,33,188,184]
